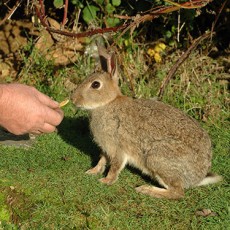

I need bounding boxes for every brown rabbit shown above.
[72,49,222,199]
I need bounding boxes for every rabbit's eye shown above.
[91,81,101,89]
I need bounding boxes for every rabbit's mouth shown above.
[73,103,86,109]
[73,102,96,110]
[75,101,110,110]
[77,104,100,110]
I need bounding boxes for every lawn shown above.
[0,102,229,229]
[0,50,229,229]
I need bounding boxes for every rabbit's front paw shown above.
[85,167,101,175]
[99,177,116,185]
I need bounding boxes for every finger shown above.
[44,107,64,126]
[30,130,43,135]
[36,91,59,109]
[39,123,57,134]
[54,107,64,117]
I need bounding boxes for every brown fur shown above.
[71,55,222,200]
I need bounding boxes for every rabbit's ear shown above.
[98,45,110,72]
[109,53,119,83]
[97,45,118,79]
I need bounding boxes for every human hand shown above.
[0,83,64,135]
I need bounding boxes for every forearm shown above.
[0,84,9,127]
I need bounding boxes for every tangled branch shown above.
[34,0,213,38]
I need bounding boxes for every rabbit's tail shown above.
[197,172,222,187]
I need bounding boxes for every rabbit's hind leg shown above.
[135,183,184,200]
[136,157,185,199]
[136,170,184,200]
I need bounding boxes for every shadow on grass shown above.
[58,115,161,187]
[58,115,100,166]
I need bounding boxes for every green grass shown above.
[0,104,229,229]
[0,49,229,229]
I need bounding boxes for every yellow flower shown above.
[154,52,162,63]
[154,43,166,53]
[147,48,155,57]
[154,46,163,53]
[147,43,166,62]
[158,43,166,50]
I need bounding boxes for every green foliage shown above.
[53,0,64,8]
[70,0,84,8]
[69,0,122,27]
[106,17,120,27]
[112,0,121,7]
[82,4,100,24]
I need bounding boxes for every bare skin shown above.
[0,83,64,135]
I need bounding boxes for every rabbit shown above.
[71,48,222,200]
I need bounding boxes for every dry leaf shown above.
[9,186,15,190]
[195,209,218,217]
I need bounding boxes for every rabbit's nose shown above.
[70,92,77,104]
[71,92,82,106]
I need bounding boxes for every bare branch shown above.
[0,0,22,26]
[62,0,69,27]
[211,0,228,33]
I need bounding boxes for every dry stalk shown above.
[0,0,22,26]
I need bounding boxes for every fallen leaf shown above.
[9,186,15,190]
[195,208,218,217]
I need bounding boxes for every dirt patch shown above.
[0,19,39,81]
[0,18,84,82]
[0,20,37,56]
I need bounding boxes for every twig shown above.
[0,0,22,26]
[62,0,69,27]
[157,32,213,99]
[38,0,45,17]
[163,0,213,9]
[211,0,228,33]
[177,10,181,42]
